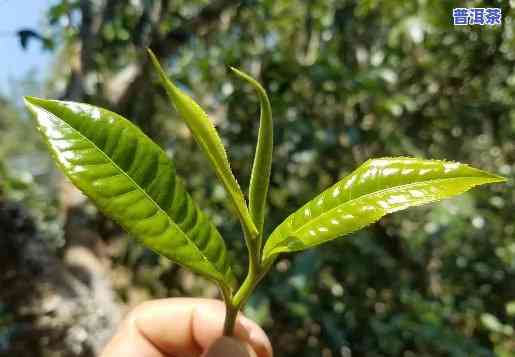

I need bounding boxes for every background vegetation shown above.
[1,1,514,356]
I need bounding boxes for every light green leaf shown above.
[263,157,505,262]
[230,67,273,237]
[24,96,237,290]
[147,49,258,240]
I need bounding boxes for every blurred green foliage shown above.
[0,98,63,249]
[1,0,515,355]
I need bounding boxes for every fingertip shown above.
[237,316,273,357]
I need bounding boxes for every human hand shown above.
[100,298,273,357]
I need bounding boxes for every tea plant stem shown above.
[233,262,260,309]
[223,256,275,336]
[219,283,236,336]
[223,302,239,336]
[236,228,265,301]
[222,230,260,336]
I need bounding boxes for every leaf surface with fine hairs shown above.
[230,67,273,238]
[147,49,257,239]
[263,157,505,262]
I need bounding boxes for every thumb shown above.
[203,337,257,357]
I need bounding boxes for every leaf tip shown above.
[228,66,241,75]
[23,96,61,116]
[147,48,181,99]
[23,96,49,117]
[147,48,167,78]
[471,166,507,184]
[486,174,507,184]
[23,95,41,106]
[229,66,252,83]
[146,47,158,63]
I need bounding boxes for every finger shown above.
[101,298,272,357]
[135,298,272,357]
[100,312,165,357]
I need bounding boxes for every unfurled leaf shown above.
[263,157,505,262]
[147,49,257,239]
[230,67,273,236]
[24,96,237,290]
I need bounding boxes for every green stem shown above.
[222,255,275,336]
[235,258,274,305]
[234,229,263,306]
[221,228,277,335]
[221,258,258,335]
[232,264,259,309]
[219,282,236,336]
[223,302,239,336]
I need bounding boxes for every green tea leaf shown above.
[147,49,258,240]
[230,67,273,237]
[24,96,237,290]
[263,157,505,262]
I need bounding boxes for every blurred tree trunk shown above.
[0,200,122,357]
[62,0,238,136]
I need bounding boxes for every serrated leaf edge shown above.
[263,173,505,260]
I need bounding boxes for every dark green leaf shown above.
[24,96,237,290]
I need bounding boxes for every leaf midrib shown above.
[38,105,225,281]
